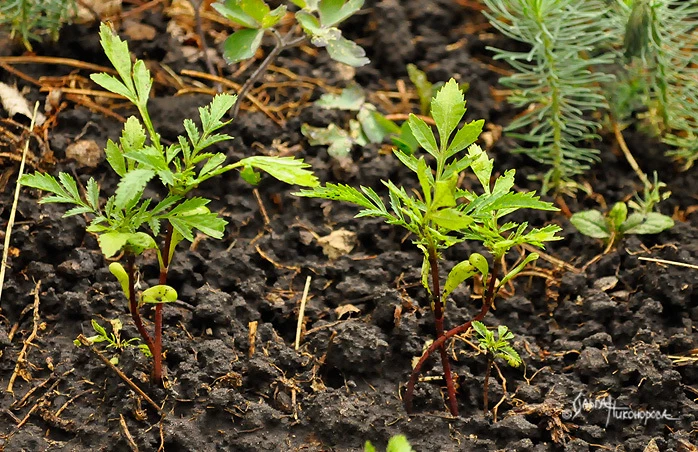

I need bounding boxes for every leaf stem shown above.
[231,27,306,118]
[152,222,174,383]
[483,354,493,414]
[426,245,459,416]
[405,262,499,414]
[126,253,155,358]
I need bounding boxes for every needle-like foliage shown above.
[619,0,698,169]
[483,0,614,194]
[0,0,75,50]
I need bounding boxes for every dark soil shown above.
[1,1,697,451]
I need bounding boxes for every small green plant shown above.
[213,0,368,117]
[296,79,561,415]
[301,84,418,160]
[471,321,521,414]
[483,0,613,195]
[364,435,413,452]
[74,319,150,365]
[0,0,76,50]
[570,173,673,250]
[22,23,318,383]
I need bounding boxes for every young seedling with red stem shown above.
[297,79,561,415]
[22,23,318,384]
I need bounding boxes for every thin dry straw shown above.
[0,102,39,305]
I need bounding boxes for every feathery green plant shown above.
[21,24,318,383]
[296,80,561,416]
[483,0,614,194]
[472,321,521,414]
[0,0,76,50]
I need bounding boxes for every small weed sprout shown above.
[364,435,413,452]
[301,83,418,161]
[471,321,521,414]
[22,23,318,383]
[570,172,673,250]
[213,0,368,117]
[74,319,150,365]
[297,79,561,415]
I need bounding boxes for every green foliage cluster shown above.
[213,0,368,67]
[298,79,561,414]
[74,319,150,365]
[21,23,317,379]
[483,0,698,193]
[472,321,521,368]
[0,0,75,50]
[301,83,417,160]
[570,172,674,247]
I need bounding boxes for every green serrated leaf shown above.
[114,168,155,209]
[222,28,264,64]
[97,23,135,94]
[132,60,152,104]
[472,320,488,338]
[238,156,319,187]
[170,212,227,241]
[445,120,484,159]
[105,139,126,176]
[431,207,473,231]
[468,145,492,193]
[431,79,466,150]
[90,73,134,101]
[200,93,236,133]
[386,435,414,452]
[86,178,100,210]
[408,114,438,157]
[21,172,65,196]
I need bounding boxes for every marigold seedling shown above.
[472,321,521,414]
[74,319,150,365]
[22,23,318,383]
[297,79,561,415]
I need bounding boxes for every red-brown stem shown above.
[427,247,458,416]
[483,355,493,414]
[152,222,174,383]
[126,253,155,357]
[405,263,499,414]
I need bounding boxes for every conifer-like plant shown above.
[618,0,698,168]
[296,80,561,415]
[0,0,76,50]
[21,24,318,383]
[483,0,613,194]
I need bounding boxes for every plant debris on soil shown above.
[1,1,697,451]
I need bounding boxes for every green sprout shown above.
[213,0,368,117]
[365,435,414,452]
[301,83,418,161]
[74,319,151,365]
[471,321,521,414]
[22,23,318,383]
[570,172,673,250]
[296,79,561,415]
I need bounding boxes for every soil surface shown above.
[1,1,697,451]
